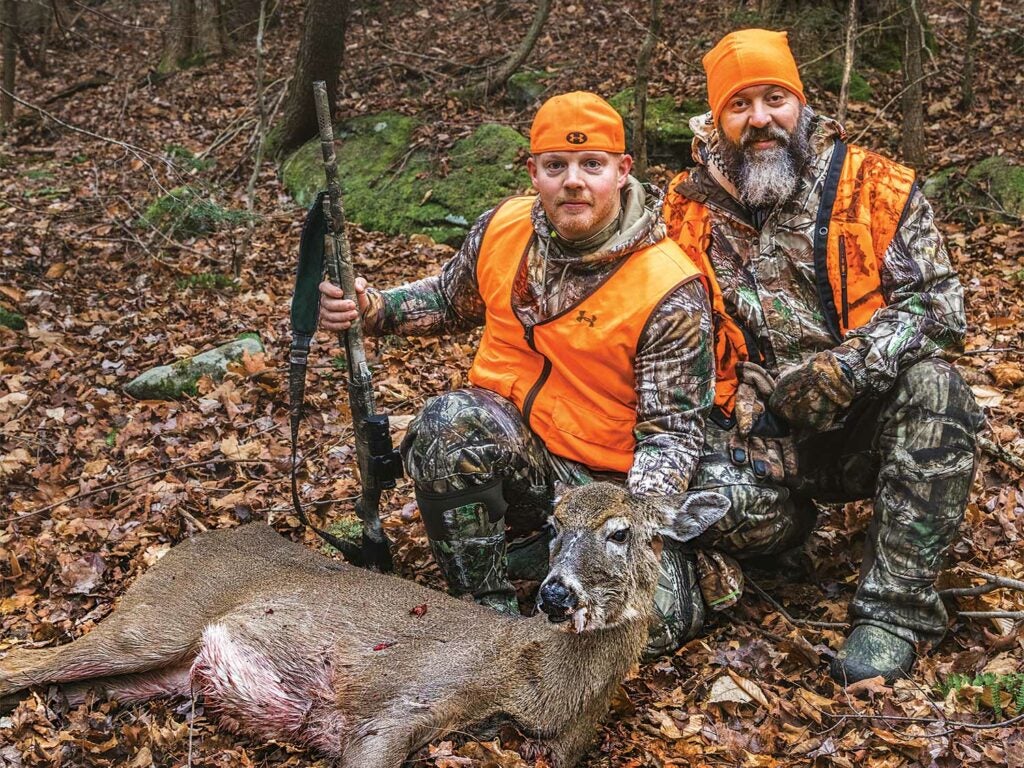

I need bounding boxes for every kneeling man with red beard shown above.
[320,92,722,658]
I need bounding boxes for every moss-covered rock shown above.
[924,157,1024,223]
[281,114,530,245]
[609,89,706,170]
[968,157,1024,217]
[506,70,552,109]
[139,186,253,240]
[0,307,25,330]
[124,335,264,400]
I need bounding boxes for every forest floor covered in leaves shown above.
[1,1,1024,766]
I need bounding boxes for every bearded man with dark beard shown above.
[660,29,982,685]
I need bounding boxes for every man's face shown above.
[718,84,803,148]
[527,151,632,241]
[716,84,811,209]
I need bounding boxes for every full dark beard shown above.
[718,108,815,210]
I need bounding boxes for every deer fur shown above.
[0,483,723,767]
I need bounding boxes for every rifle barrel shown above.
[311,81,392,569]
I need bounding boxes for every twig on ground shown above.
[43,74,113,105]
[179,507,209,533]
[978,435,1024,471]
[2,458,267,524]
[822,708,1024,733]
[941,569,1024,597]
[958,347,1024,355]
[746,578,850,630]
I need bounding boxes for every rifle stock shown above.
[312,81,398,572]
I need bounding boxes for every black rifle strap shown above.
[288,193,362,563]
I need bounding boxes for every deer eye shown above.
[608,528,629,544]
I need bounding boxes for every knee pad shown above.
[415,477,509,541]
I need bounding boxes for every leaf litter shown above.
[1,0,1023,766]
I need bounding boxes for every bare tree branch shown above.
[465,0,551,100]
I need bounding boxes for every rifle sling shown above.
[288,193,363,563]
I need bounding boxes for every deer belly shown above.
[190,623,345,755]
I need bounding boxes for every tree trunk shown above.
[270,0,348,158]
[959,0,981,110]
[160,0,199,72]
[837,0,857,124]
[213,0,233,55]
[900,0,926,167]
[238,0,268,279]
[466,0,552,101]
[222,0,273,38]
[1,0,17,130]
[631,0,662,181]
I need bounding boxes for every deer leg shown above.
[0,661,194,715]
[0,622,198,697]
[338,725,415,768]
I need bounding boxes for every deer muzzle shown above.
[538,579,579,623]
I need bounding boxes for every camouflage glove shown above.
[729,362,797,482]
[727,431,799,484]
[768,351,856,432]
[734,361,775,437]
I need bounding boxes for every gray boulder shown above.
[124,335,264,400]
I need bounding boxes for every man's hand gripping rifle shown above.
[287,81,402,571]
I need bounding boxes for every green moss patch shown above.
[815,61,873,102]
[506,70,554,109]
[139,186,254,240]
[165,144,214,172]
[322,514,365,556]
[969,157,1024,217]
[924,157,1024,223]
[609,89,704,170]
[282,114,530,245]
[0,307,26,330]
[175,272,238,292]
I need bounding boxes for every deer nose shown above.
[538,579,577,622]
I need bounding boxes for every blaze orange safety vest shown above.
[468,195,704,473]
[665,140,917,418]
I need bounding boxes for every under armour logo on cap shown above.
[566,131,587,145]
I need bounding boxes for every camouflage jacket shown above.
[362,177,715,496]
[675,112,966,398]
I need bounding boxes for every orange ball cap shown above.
[529,91,626,154]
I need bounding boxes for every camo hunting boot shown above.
[643,546,705,661]
[417,481,519,615]
[830,624,915,685]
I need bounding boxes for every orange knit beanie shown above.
[703,29,806,123]
[530,91,626,154]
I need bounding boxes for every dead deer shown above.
[0,483,726,767]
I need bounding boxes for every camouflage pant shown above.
[402,388,585,607]
[691,358,983,647]
[402,387,590,530]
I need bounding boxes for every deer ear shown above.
[660,491,730,543]
[552,480,572,506]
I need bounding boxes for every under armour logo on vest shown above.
[566,131,587,145]
[576,310,597,327]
